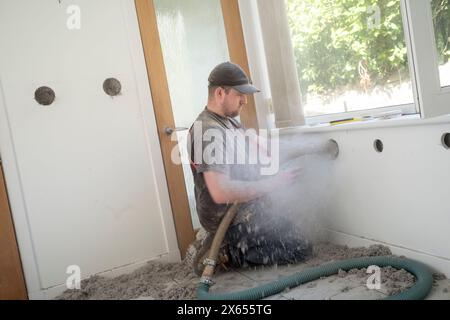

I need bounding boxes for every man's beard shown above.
[227,105,243,118]
[229,111,240,118]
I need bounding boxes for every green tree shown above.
[432,0,450,63]
[286,0,409,96]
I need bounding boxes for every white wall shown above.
[325,119,450,275]
[0,0,179,298]
[281,117,450,276]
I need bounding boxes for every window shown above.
[285,0,415,119]
[239,0,450,126]
[432,0,450,88]
[406,0,450,118]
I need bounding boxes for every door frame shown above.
[0,162,28,299]
[0,80,41,298]
[134,0,258,257]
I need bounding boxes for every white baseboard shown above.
[326,228,450,278]
[27,249,181,300]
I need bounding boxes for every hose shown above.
[193,232,214,276]
[198,203,240,286]
[196,205,433,300]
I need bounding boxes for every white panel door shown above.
[0,0,176,289]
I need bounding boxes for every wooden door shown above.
[0,163,27,300]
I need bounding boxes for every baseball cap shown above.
[208,62,260,94]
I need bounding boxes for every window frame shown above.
[404,0,450,118]
[305,103,417,126]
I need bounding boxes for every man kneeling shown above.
[189,62,332,268]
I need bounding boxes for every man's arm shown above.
[203,169,300,204]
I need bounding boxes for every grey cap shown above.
[208,62,260,94]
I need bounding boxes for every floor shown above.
[205,263,450,300]
[58,240,450,300]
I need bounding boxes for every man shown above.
[189,62,313,268]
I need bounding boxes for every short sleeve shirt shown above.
[188,108,262,233]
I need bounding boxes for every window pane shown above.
[432,0,450,88]
[286,0,414,117]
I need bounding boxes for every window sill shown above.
[278,113,450,135]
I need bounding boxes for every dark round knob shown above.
[103,78,122,97]
[34,86,55,106]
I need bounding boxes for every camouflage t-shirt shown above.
[188,108,263,233]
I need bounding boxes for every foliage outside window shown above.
[432,0,450,87]
[286,0,414,117]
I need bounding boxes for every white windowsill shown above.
[278,113,450,135]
